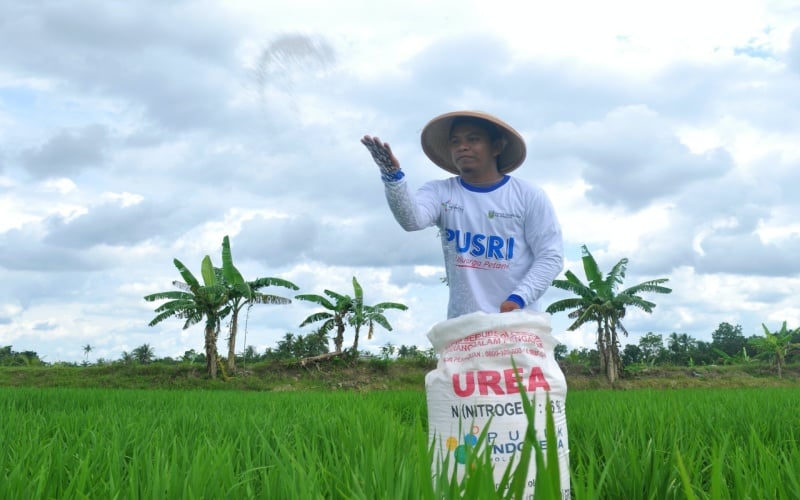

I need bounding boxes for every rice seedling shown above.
[0,386,798,499]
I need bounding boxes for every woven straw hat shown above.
[420,111,526,175]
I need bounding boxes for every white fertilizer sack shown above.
[425,311,570,499]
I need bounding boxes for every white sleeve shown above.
[383,178,442,232]
[511,191,564,306]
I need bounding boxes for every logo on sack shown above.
[445,424,567,466]
[445,425,480,465]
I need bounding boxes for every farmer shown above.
[362,111,564,319]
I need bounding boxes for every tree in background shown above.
[547,245,671,384]
[0,346,43,366]
[274,333,299,359]
[181,349,203,364]
[562,320,800,373]
[216,236,298,371]
[300,328,331,358]
[346,276,408,357]
[397,345,419,359]
[144,255,230,379]
[120,351,134,365]
[621,343,643,365]
[296,277,407,360]
[146,235,292,377]
[379,343,397,360]
[241,345,259,365]
[296,290,354,353]
[690,340,716,366]
[132,343,155,364]
[637,333,666,365]
[749,322,800,378]
[711,322,747,361]
[667,332,696,366]
[563,347,600,367]
[82,344,93,364]
[554,344,568,361]
[268,329,330,360]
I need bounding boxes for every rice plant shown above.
[1,386,798,499]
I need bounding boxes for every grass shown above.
[0,359,430,391]
[1,388,430,499]
[1,360,798,391]
[2,383,799,499]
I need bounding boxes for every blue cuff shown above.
[507,294,525,308]
[381,170,405,183]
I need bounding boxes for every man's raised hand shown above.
[361,136,401,181]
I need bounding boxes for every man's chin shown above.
[455,163,475,175]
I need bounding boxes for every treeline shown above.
[0,336,435,368]
[558,321,800,372]
[0,346,44,366]
[5,322,798,377]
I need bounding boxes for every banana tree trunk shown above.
[351,326,361,359]
[205,323,218,379]
[596,321,606,373]
[606,354,619,384]
[334,317,345,352]
[226,311,239,371]
[606,322,621,384]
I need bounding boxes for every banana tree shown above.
[296,290,354,353]
[749,321,800,378]
[546,245,671,384]
[297,276,408,358]
[144,256,230,379]
[217,236,298,371]
[347,276,408,358]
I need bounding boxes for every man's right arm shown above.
[362,135,439,231]
[383,179,438,231]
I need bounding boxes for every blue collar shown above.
[459,175,510,192]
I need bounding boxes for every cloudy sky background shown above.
[2,0,799,363]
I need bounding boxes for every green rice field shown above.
[2,386,798,499]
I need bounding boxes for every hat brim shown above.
[420,111,526,175]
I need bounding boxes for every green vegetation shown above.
[297,276,408,358]
[547,244,672,384]
[144,235,298,379]
[568,387,800,499]
[4,239,799,497]
[0,345,44,366]
[296,288,353,353]
[1,385,798,499]
[144,238,408,376]
[749,321,800,378]
[1,357,798,393]
[129,239,795,386]
[216,235,299,372]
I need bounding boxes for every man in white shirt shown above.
[362,111,563,319]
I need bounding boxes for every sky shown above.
[1,0,799,363]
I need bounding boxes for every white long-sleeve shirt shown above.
[385,175,564,319]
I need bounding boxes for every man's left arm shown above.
[507,192,564,310]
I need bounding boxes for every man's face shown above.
[448,123,502,181]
